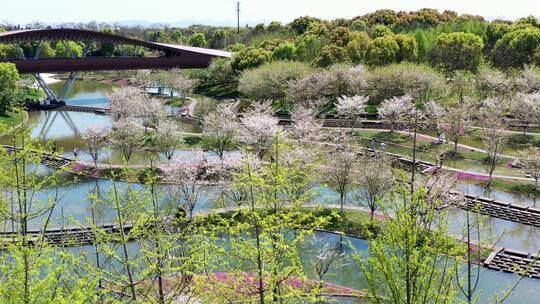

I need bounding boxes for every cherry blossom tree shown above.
[153,121,184,160]
[520,65,540,93]
[511,92,540,135]
[108,86,146,121]
[518,147,540,188]
[476,67,515,100]
[442,98,474,154]
[322,132,358,214]
[424,100,445,130]
[240,101,280,159]
[355,154,393,221]
[82,124,109,167]
[336,94,369,131]
[202,102,240,160]
[288,105,322,144]
[161,153,207,219]
[167,69,194,97]
[479,98,508,187]
[141,98,166,130]
[109,118,144,163]
[310,238,347,285]
[377,95,417,131]
[379,95,425,192]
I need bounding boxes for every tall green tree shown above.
[354,179,459,304]
[189,32,207,47]
[231,47,271,71]
[316,44,351,67]
[492,27,540,68]
[394,34,419,62]
[366,36,399,66]
[0,62,19,116]
[433,32,484,72]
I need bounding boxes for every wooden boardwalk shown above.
[453,194,540,228]
[0,222,136,246]
[1,144,73,169]
[484,248,540,279]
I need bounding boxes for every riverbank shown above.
[40,73,62,84]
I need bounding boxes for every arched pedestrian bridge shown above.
[0,28,231,72]
[0,28,231,103]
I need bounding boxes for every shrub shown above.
[238,61,313,103]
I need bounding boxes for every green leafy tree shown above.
[0,126,102,302]
[199,135,328,303]
[394,34,419,62]
[492,27,540,68]
[366,36,399,66]
[189,32,207,47]
[39,42,56,58]
[347,31,371,64]
[485,22,512,52]
[291,16,321,35]
[258,39,285,52]
[0,62,19,116]
[365,9,398,26]
[271,42,297,61]
[329,26,352,46]
[54,41,83,58]
[0,44,19,59]
[434,32,484,72]
[99,28,115,56]
[231,47,271,71]
[355,180,460,304]
[210,29,227,49]
[350,19,368,32]
[267,21,283,32]
[370,24,393,38]
[170,28,184,43]
[316,44,351,67]
[296,34,322,62]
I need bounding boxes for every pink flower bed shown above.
[200,272,360,296]
[454,172,489,182]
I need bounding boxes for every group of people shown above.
[370,139,386,151]
[51,142,78,157]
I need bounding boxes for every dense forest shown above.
[2,8,539,70]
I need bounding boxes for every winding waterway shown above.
[1,80,538,303]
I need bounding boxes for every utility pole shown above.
[236,1,240,35]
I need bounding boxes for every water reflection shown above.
[456,182,539,207]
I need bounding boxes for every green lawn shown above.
[355,129,528,177]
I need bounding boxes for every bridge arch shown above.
[0,28,231,103]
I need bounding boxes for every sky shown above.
[2,0,539,26]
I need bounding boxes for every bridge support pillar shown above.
[34,73,62,105]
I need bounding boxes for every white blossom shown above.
[378,95,420,131]
[289,105,322,144]
[108,86,146,121]
[511,92,540,134]
[202,102,240,160]
[109,118,144,163]
[82,124,109,165]
[153,120,184,160]
[335,95,369,122]
[240,101,280,159]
